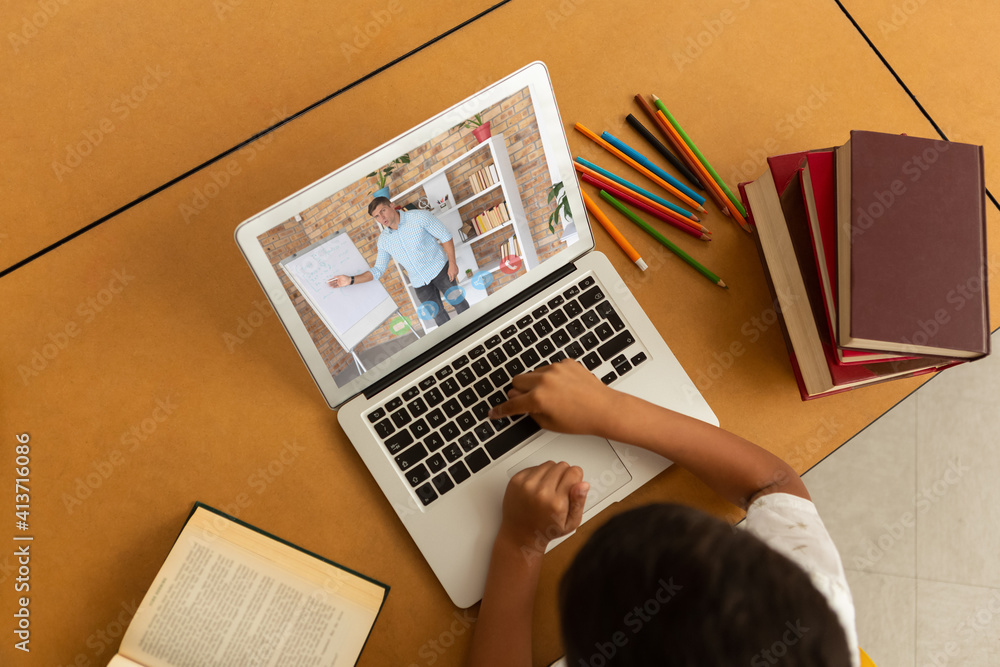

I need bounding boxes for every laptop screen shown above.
[235,63,594,408]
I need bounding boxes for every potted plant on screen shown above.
[547,181,572,233]
[463,113,492,143]
[368,153,410,198]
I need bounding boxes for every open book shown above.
[108,503,388,667]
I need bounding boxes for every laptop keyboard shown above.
[365,274,648,507]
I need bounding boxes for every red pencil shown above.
[579,173,710,241]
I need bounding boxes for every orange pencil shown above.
[574,123,708,214]
[574,162,711,234]
[656,109,750,232]
[581,191,648,271]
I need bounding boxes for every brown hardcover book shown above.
[836,130,989,359]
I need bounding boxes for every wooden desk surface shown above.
[2,1,997,665]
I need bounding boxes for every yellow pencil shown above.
[582,191,647,270]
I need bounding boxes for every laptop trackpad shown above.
[506,434,632,514]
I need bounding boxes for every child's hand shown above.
[488,360,621,437]
[498,461,589,557]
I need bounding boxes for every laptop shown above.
[235,61,718,608]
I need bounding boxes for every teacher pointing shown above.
[328,197,469,327]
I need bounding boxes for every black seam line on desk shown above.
[0,0,514,281]
[832,0,1000,215]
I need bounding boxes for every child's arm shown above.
[489,360,808,508]
[466,461,589,667]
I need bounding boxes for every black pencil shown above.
[625,113,704,191]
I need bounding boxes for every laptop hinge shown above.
[364,262,578,399]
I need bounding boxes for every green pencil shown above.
[599,190,727,289]
[652,94,748,218]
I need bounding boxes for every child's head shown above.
[559,503,851,666]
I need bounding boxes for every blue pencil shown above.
[575,157,697,220]
[601,131,707,206]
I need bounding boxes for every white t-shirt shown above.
[743,492,860,667]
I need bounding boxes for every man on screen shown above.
[328,197,469,327]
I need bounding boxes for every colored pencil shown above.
[573,123,708,213]
[574,157,700,223]
[600,131,706,206]
[579,172,711,241]
[624,113,703,190]
[652,94,748,219]
[655,109,750,232]
[573,160,708,231]
[581,191,647,271]
[633,93,722,212]
[599,190,727,289]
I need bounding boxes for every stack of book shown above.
[740,130,989,400]
[468,164,499,193]
[500,234,521,262]
[471,202,511,234]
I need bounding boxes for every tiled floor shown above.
[804,329,1000,667]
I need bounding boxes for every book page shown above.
[107,655,145,667]
[118,507,385,667]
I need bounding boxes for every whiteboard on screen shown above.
[279,231,398,352]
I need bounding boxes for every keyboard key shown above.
[453,355,470,369]
[487,391,507,408]
[385,397,403,411]
[631,351,648,366]
[536,338,555,358]
[456,411,476,431]
[469,344,486,359]
[595,322,614,341]
[425,432,445,451]
[502,339,523,356]
[489,367,509,388]
[598,330,636,361]
[532,305,549,318]
[402,386,420,401]
[582,310,601,328]
[440,377,459,397]
[487,349,506,366]
[367,407,385,423]
[613,360,633,376]
[474,422,495,442]
[501,325,517,339]
[418,376,437,390]
[517,329,538,346]
[410,418,430,439]
[565,342,584,359]
[374,418,394,439]
[549,309,568,327]
[566,319,585,337]
[427,453,446,473]
[605,311,626,332]
[443,398,463,418]
[522,348,541,368]
[435,367,453,380]
[456,368,476,387]
[491,416,511,430]
[600,371,617,385]
[474,379,493,398]
[407,397,428,417]
[466,448,490,473]
[391,407,412,428]
[581,332,599,350]
[579,287,605,311]
[426,408,446,429]
[611,354,628,366]
[441,422,460,442]
[443,443,463,463]
[384,430,414,454]
[549,351,567,364]
[533,319,553,337]
[551,328,570,347]
[473,401,491,421]
[563,285,580,299]
[416,482,437,505]
[485,417,541,460]
[472,358,491,377]
[424,387,444,407]
[505,358,525,376]
[395,443,428,470]
[548,295,565,309]
[485,334,502,348]
[596,301,614,317]
[449,460,471,484]
[516,315,533,329]
[579,276,596,289]
[433,471,455,495]
[458,433,478,452]
[582,352,602,371]
[458,388,478,408]
[406,464,430,487]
